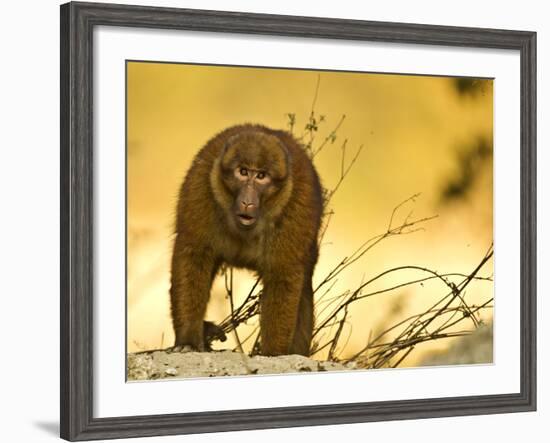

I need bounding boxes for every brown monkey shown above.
[170,124,323,356]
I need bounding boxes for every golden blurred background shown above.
[127,61,493,367]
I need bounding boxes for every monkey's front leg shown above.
[170,236,217,352]
[260,269,305,356]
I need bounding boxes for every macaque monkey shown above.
[170,124,323,356]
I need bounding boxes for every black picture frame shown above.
[60,1,537,441]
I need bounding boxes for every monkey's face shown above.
[219,132,289,230]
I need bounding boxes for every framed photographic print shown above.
[60,1,537,441]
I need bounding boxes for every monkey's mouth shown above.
[236,213,257,227]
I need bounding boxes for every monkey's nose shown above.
[240,201,256,212]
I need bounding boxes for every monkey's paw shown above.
[166,344,197,354]
[204,321,227,343]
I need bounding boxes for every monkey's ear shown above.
[220,134,241,169]
[224,133,241,149]
[276,138,289,157]
[272,137,290,180]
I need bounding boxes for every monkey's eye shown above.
[239,167,248,177]
[255,171,270,184]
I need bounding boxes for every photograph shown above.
[126,61,495,381]
[57,2,537,440]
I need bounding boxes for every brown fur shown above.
[170,124,323,356]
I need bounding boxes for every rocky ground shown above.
[128,323,493,381]
[127,349,356,381]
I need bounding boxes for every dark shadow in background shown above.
[454,78,488,97]
[439,136,493,204]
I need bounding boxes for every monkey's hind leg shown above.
[260,271,305,356]
[289,278,314,356]
[170,236,217,352]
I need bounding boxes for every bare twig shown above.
[311,115,347,158]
